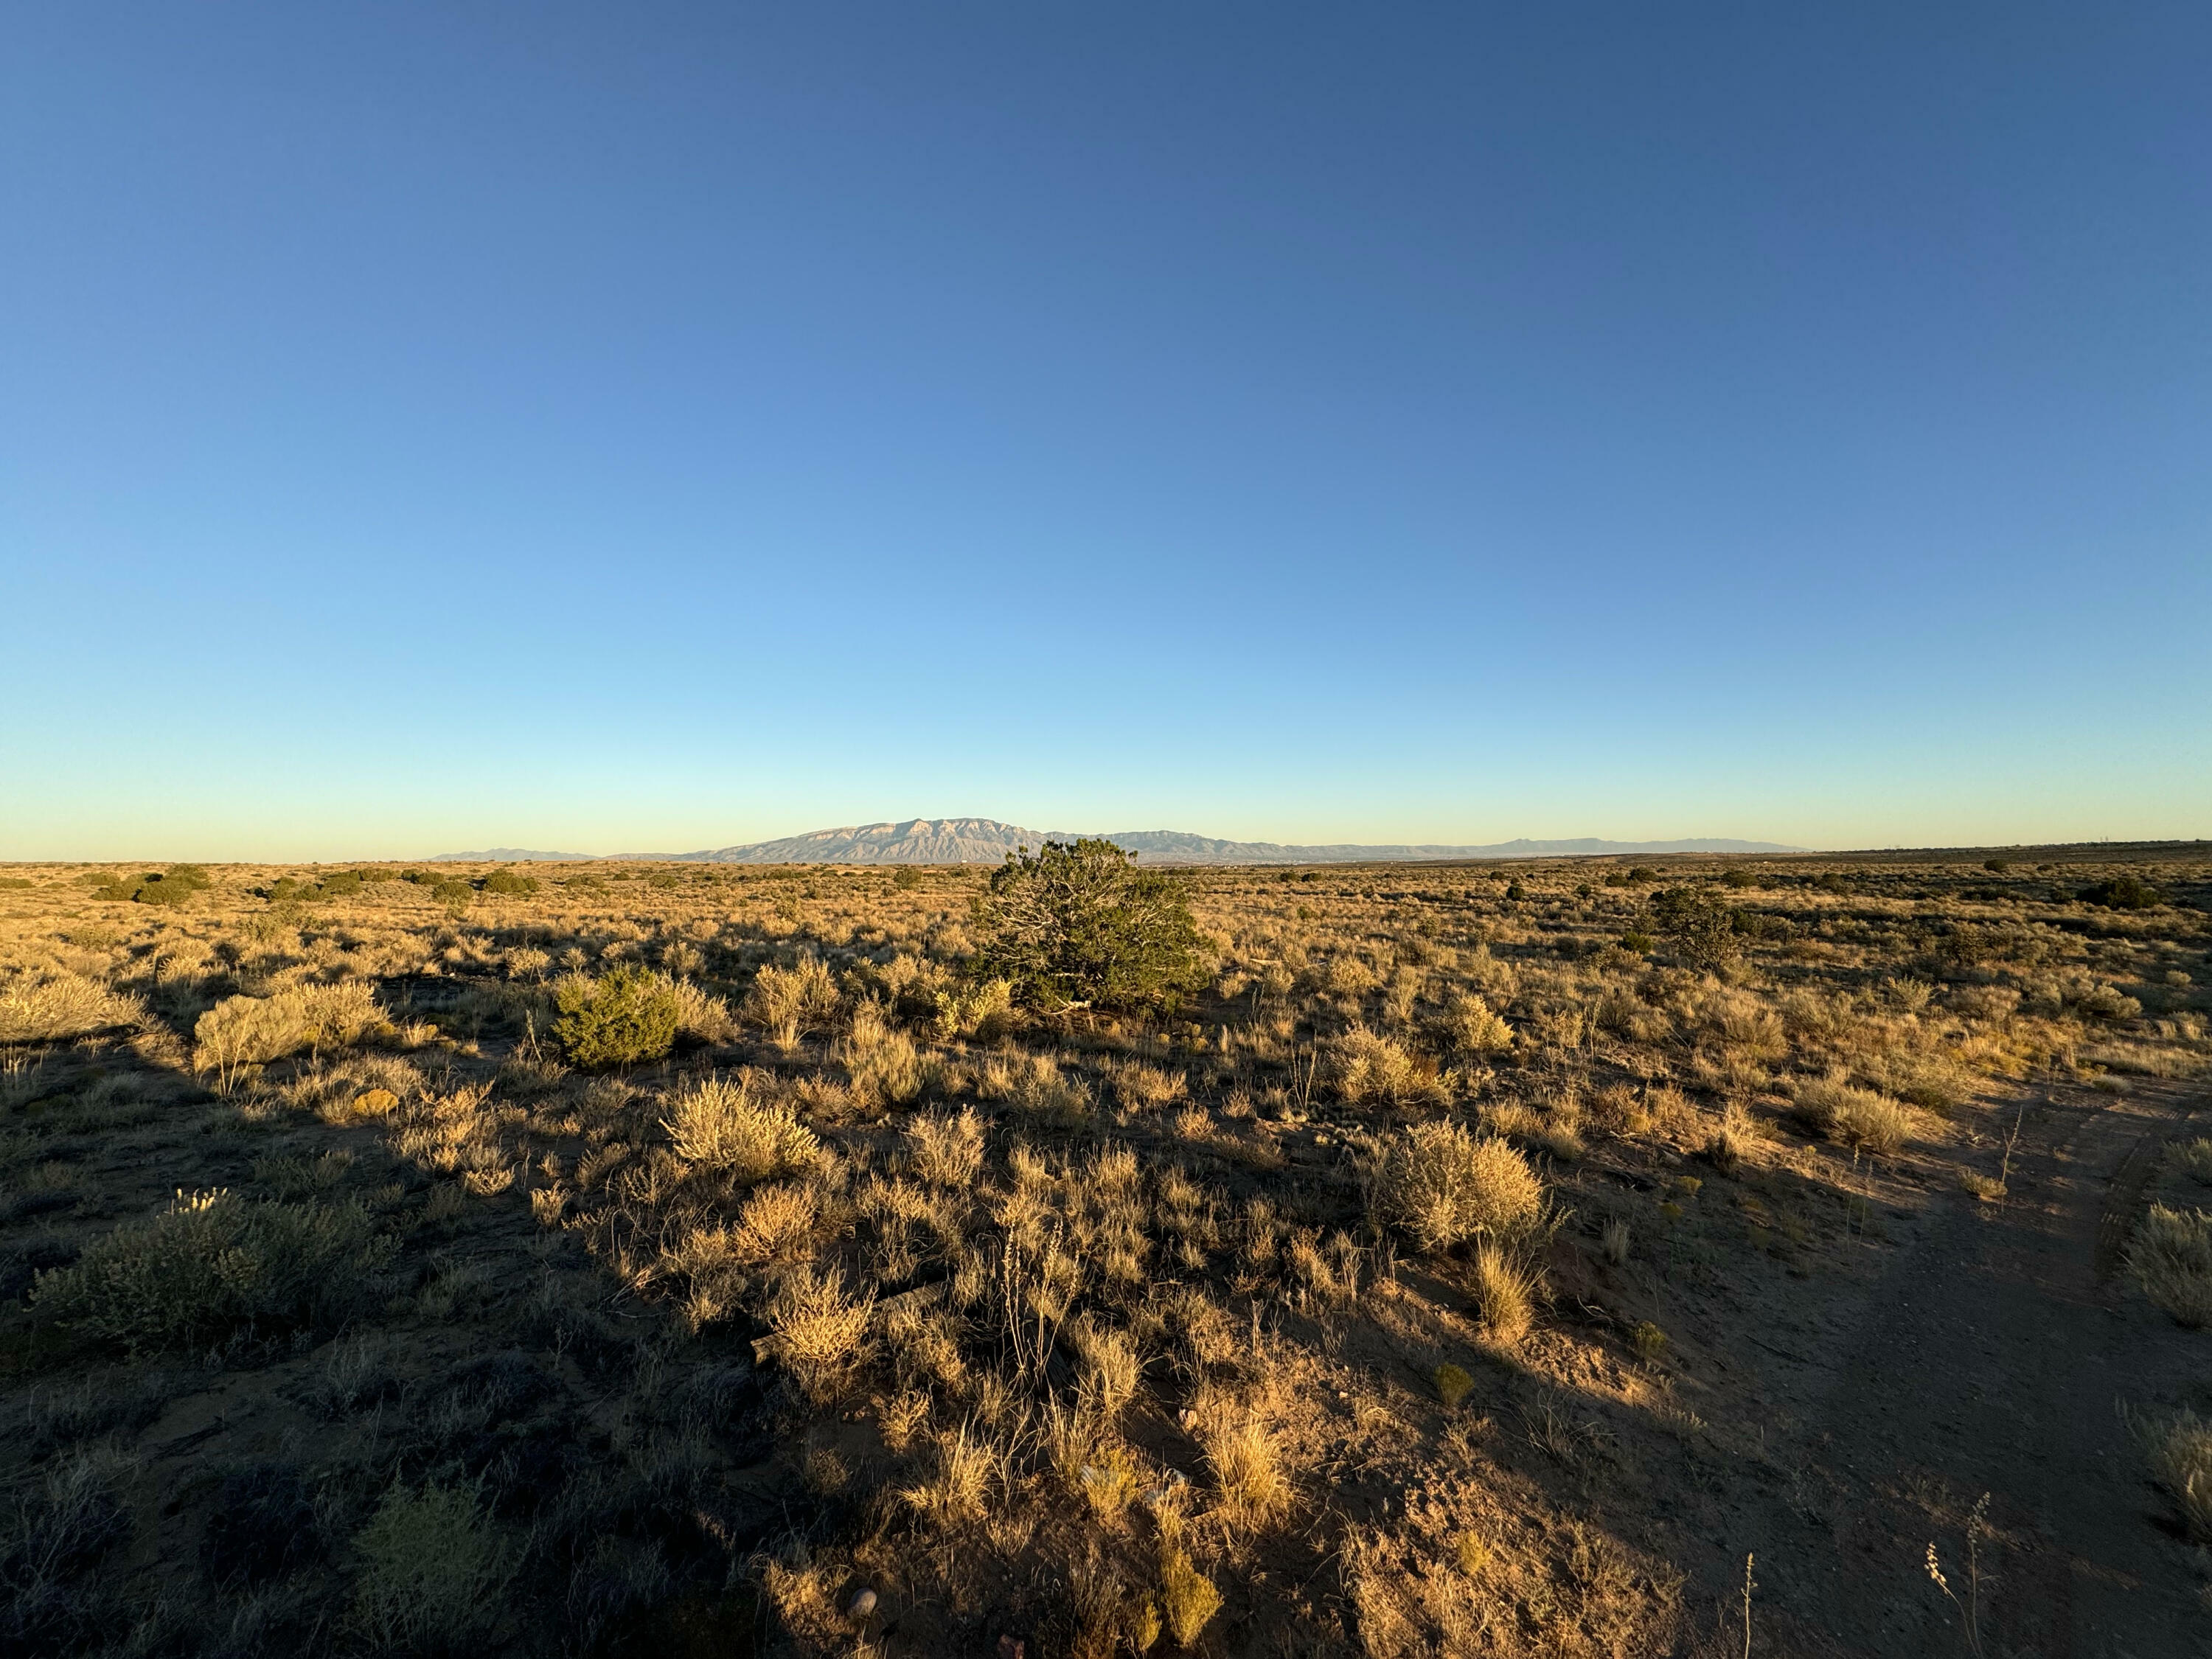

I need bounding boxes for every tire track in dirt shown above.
[1773,1083,2208,1658]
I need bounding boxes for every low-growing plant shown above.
[1440,992,1514,1055]
[661,1074,816,1182]
[1369,1121,1543,1253]
[767,1267,874,1401]
[1470,1240,1540,1346]
[745,956,841,1048]
[1790,1075,1913,1153]
[32,1188,396,1354]
[2130,1206,2212,1327]
[347,1481,511,1654]
[1335,1026,1445,1105]
[0,971,150,1044]
[193,981,386,1086]
[2132,1406,2212,1541]
[1158,1536,1222,1648]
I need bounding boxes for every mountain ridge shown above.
[434,817,1803,866]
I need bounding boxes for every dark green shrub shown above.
[1721,869,1758,890]
[2080,874,2161,911]
[316,870,366,900]
[430,879,473,911]
[31,1189,395,1354]
[1983,858,2011,874]
[972,838,1207,1012]
[1619,931,1655,955]
[1649,887,1739,970]
[93,866,213,906]
[0,876,34,889]
[552,964,681,1068]
[892,866,922,891]
[647,871,678,890]
[479,869,539,897]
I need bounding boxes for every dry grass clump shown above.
[1369,1121,1543,1253]
[979,1049,1092,1126]
[1112,1060,1188,1110]
[898,1422,993,1529]
[0,970,150,1043]
[846,1004,925,1109]
[2133,1407,2212,1541]
[746,956,841,1048]
[192,981,384,1083]
[1470,1240,1542,1346]
[766,1266,874,1399]
[2130,1206,2212,1327]
[661,1074,817,1181]
[1194,1402,1292,1533]
[1439,992,1514,1054]
[896,1108,982,1192]
[1335,1026,1448,1106]
[1790,1074,1914,1153]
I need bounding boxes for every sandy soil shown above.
[1674,1082,2207,1657]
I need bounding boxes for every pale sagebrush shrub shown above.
[2171,1139,2212,1186]
[661,1074,816,1182]
[2131,1206,2212,1327]
[903,1107,985,1189]
[669,977,737,1044]
[1790,1074,1914,1153]
[732,1182,818,1263]
[1370,1122,1542,1253]
[0,971,150,1043]
[192,981,384,1079]
[1439,992,1514,1055]
[1335,1026,1446,1106]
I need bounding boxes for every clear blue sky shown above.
[4,4,2206,860]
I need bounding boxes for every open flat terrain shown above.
[3,846,2210,1658]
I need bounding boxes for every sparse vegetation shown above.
[0,846,2204,1655]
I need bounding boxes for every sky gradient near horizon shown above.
[4,4,2208,861]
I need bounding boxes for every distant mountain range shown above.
[434,818,1802,866]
